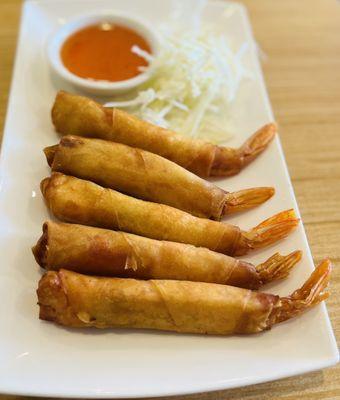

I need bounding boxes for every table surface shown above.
[0,0,339,399]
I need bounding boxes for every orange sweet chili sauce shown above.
[61,23,151,82]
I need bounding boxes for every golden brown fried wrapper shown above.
[32,221,302,289]
[37,261,331,335]
[51,91,276,178]
[41,174,298,256]
[45,136,274,219]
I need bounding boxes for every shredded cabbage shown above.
[105,5,250,143]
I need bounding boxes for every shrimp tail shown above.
[233,209,299,256]
[224,187,275,215]
[237,123,277,168]
[268,259,331,327]
[256,250,302,284]
[211,123,277,176]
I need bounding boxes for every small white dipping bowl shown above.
[47,12,160,96]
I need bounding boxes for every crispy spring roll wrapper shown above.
[37,261,331,334]
[45,136,274,219]
[32,221,302,289]
[51,91,276,178]
[41,173,299,256]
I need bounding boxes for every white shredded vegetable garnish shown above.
[104,2,251,143]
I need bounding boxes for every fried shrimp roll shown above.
[45,136,274,219]
[37,260,331,334]
[52,91,276,178]
[32,221,302,289]
[40,173,298,256]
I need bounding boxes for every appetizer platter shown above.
[0,0,338,397]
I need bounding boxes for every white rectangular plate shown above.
[0,0,338,397]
